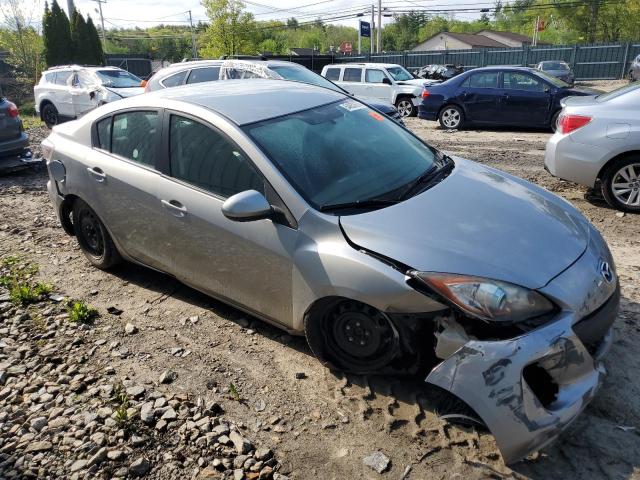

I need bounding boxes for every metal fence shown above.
[331,42,640,80]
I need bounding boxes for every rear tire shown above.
[42,103,59,129]
[72,199,122,269]
[438,105,464,130]
[550,110,561,132]
[601,156,640,213]
[395,97,416,117]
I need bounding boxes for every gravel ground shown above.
[0,80,639,479]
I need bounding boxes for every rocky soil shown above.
[1,80,639,479]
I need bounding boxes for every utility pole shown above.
[67,0,75,16]
[371,4,375,54]
[188,10,197,59]
[377,0,381,54]
[92,0,107,51]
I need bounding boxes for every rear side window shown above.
[464,72,499,89]
[187,67,220,84]
[161,70,187,88]
[325,68,340,81]
[343,68,362,82]
[169,115,264,198]
[96,117,111,151]
[55,70,73,86]
[44,72,56,84]
[111,111,159,167]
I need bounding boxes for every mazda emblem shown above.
[599,260,614,284]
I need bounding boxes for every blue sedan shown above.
[418,66,597,130]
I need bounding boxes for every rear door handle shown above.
[161,199,188,217]
[87,167,106,182]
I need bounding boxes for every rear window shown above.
[325,68,340,81]
[187,67,220,84]
[343,68,362,82]
[161,70,187,88]
[597,81,640,102]
[55,71,73,86]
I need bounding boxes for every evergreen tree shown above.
[71,9,93,64]
[43,0,73,66]
[86,15,105,65]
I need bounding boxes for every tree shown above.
[43,0,72,66]
[86,15,104,65]
[200,0,257,57]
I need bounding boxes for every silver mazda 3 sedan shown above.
[43,80,619,464]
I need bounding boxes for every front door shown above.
[458,71,502,124]
[155,113,297,325]
[500,72,552,127]
[71,71,100,117]
[363,68,392,102]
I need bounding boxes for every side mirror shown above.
[222,190,273,222]
[382,77,392,85]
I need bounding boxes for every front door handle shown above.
[87,167,106,182]
[161,199,188,217]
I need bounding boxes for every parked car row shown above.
[41,53,621,467]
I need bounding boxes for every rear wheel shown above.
[42,103,59,129]
[72,199,122,269]
[305,299,400,374]
[439,105,464,130]
[550,110,561,132]
[601,157,640,213]
[395,97,416,117]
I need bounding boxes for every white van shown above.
[321,63,436,117]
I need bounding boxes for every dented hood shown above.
[340,158,589,289]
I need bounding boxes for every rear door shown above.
[458,71,501,123]
[71,70,100,117]
[339,67,366,96]
[83,110,169,270]
[52,70,75,117]
[500,71,552,126]
[154,112,297,324]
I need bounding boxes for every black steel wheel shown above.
[72,199,121,269]
[321,300,399,373]
[42,103,59,128]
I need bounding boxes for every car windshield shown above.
[96,69,142,88]
[542,62,569,71]
[533,70,569,88]
[244,100,438,211]
[386,66,414,81]
[269,65,343,93]
[596,81,640,101]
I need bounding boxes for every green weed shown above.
[66,300,98,324]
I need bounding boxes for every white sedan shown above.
[545,83,640,212]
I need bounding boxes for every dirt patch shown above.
[1,92,639,479]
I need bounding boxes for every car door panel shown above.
[363,69,392,101]
[459,72,501,124]
[500,72,552,126]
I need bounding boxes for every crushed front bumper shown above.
[425,227,619,464]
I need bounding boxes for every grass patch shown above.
[229,382,241,402]
[1,256,51,305]
[21,115,43,130]
[110,384,131,427]
[66,299,98,324]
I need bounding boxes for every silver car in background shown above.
[545,82,640,212]
[43,80,618,464]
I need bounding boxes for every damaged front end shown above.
[411,229,619,464]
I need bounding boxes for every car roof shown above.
[43,65,123,73]
[324,63,402,69]
[467,66,537,72]
[155,58,306,78]
[133,79,346,126]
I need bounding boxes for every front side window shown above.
[187,67,220,84]
[244,100,438,210]
[503,72,544,92]
[343,68,362,82]
[385,66,413,81]
[111,111,159,167]
[465,72,499,88]
[55,70,73,86]
[161,70,187,88]
[96,69,142,88]
[169,115,264,198]
[324,68,340,81]
[365,69,387,83]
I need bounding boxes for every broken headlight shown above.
[410,272,554,323]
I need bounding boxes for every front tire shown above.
[395,97,416,118]
[305,299,400,374]
[439,105,464,130]
[72,199,122,269]
[42,103,59,129]
[601,157,640,213]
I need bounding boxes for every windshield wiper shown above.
[397,155,454,201]
[320,198,398,213]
